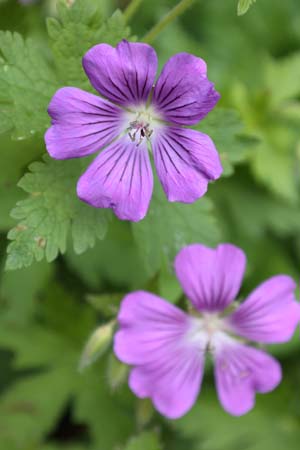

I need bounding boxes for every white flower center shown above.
[125,106,162,146]
[186,313,232,353]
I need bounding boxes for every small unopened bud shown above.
[79,320,115,372]
[107,353,128,391]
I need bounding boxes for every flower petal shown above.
[227,275,300,343]
[115,291,189,365]
[214,337,282,416]
[152,53,220,125]
[175,244,246,312]
[83,40,157,107]
[76,136,153,222]
[152,127,222,202]
[45,87,125,159]
[114,291,205,419]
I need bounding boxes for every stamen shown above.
[127,114,153,146]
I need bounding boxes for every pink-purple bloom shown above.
[45,40,222,221]
[114,243,300,419]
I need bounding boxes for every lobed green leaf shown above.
[0,31,59,139]
[5,155,109,270]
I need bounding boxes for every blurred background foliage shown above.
[0,0,300,449]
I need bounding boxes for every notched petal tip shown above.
[153,53,220,126]
[82,40,158,107]
[174,243,246,313]
[214,343,282,416]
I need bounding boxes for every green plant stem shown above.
[142,0,196,44]
[124,0,143,22]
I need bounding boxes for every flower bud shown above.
[79,320,115,372]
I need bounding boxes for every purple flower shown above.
[114,243,300,418]
[45,40,222,221]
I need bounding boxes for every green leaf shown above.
[265,53,300,105]
[0,280,132,450]
[0,260,53,324]
[230,82,299,203]
[158,258,182,304]
[0,282,96,448]
[125,431,162,450]
[212,176,300,241]
[85,292,124,317]
[0,365,76,448]
[5,155,109,270]
[0,134,41,231]
[47,0,131,89]
[132,183,220,277]
[0,281,135,449]
[135,399,155,429]
[106,353,129,392]
[65,218,148,290]
[74,360,135,450]
[0,31,59,139]
[237,0,257,16]
[175,384,300,450]
[199,108,257,176]
[251,134,299,203]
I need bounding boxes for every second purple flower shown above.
[114,244,300,419]
[45,40,222,221]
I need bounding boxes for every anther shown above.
[128,120,153,146]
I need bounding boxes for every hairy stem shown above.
[143,0,195,44]
[124,0,143,22]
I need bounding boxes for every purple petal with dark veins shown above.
[152,53,220,125]
[45,87,125,159]
[152,126,222,203]
[77,135,153,222]
[83,40,157,107]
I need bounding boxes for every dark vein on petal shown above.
[163,135,190,165]
[157,77,185,105]
[141,69,149,100]
[159,139,181,174]
[79,99,120,116]
[159,89,190,109]
[156,140,168,174]
[129,149,138,194]
[135,70,140,100]
[164,101,197,113]
[95,145,123,176]
[120,147,134,183]
[155,73,170,100]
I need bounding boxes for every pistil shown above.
[128,120,153,146]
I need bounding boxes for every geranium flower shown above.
[114,243,300,418]
[45,40,222,221]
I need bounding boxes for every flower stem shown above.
[142,0,195,44]
[124,0,143,22]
